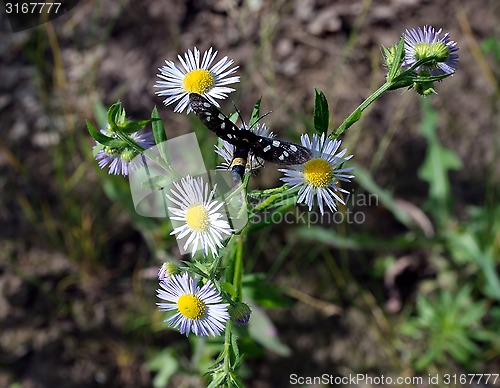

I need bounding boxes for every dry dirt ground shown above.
[1,0,499,387]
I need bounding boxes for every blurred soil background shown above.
[1,0,499,387]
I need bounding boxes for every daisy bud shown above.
[229,302,252,325]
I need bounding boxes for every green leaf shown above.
[415,347,439,371]
[231,330,240,360]
[107,101,123,130]
[207,375,225,388]
[86,119,123,147]
[352,164,415,228]
[221,281,237,298]
[448,339,477,363]
[447,231,500,300]
[249,200,298,232]
[387,37,405,82]
[151,107,169,165]
[249,97,262,127]
[92,100,108,129]
[416,295,435,322]
[342,107,362,131]
[297,227,418,250]
[228,112,238,124]
[313,88,329,134]
[146,349,179,388]
[380,45,391,61]
[151,107,168,145]
[242,274,292,308]
[480,36,500,60]
[247,303,291,356]
[407,73,452,83]
[86,119,112,144]
[418,99,462,225]
[120,119,151,135]
[263,194,298,211]
[251,186,299,214]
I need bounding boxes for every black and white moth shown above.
[189,93,312,180]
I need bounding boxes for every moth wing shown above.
[251,137,312,165]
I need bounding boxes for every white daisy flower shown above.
[157,272,230,337]
[279,133,354,215]
[154,47,240,113]
[166,176,233,257]
[215,122,275,173]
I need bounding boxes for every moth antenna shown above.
[248,111,272,131]
[231,101,246,130]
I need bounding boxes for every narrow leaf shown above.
[151,107,169,164]
[151,107,167,145]
[418,99,461,226]
[353,164,414,228]
[107,102,122,130]
[408,73,452,83]
[92,100,108,129]
[387,37,405,82]
[121,119,151,135]
[342,107,362,130]
[249,97,262,127]
[313,88,329,134]
[86,119,109,143]
[248,303,291,356]
[228,112,238,124]
[242,274,293,308]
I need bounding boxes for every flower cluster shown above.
[148,46,357,338]
[155,47,354,218]
[87,26,459,341]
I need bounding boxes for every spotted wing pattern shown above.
[189,93,312,167]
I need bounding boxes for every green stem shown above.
[209,254,223,278]
[223,174,250,204]
[253,186,297,213]
[332,55,444,139]
[233,234,244,302]
[249,183,290,198]
[332,81,392,138]
[223,321,232,372]
[114,127,146,153]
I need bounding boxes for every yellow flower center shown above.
[177,294,206,320]
[183,69,215,93]
[414,42,450,64]
[103,145,120,155]
[303,158,333,188]
[120,149,136,162]
[185,204,210,232]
